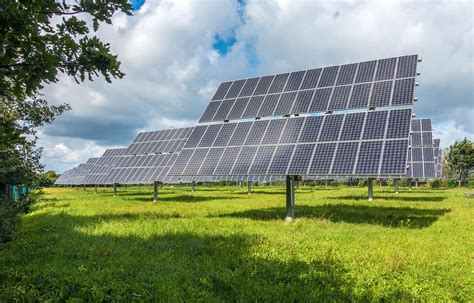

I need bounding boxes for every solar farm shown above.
[55,55,443,220]
[3,55,472,302]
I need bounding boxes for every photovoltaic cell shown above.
[228,122,252,146]
[261,119,286,144]
[212,82,232,100]
[329,85,351,110]
[245,120,269,145]
[231,146,257,174]
[268,145,295,174]
[348,83,371,109]
[287,144,315,174]
[299,116,323,143]
[225,80,246,98]
[339,112,365,141]
[380,140,408,174]
[268,73,290,94]
[319,115,344,142]
[336,63,357,85]
[274,92,297,115]
[309,88,332,112]
[392,78,415,105]
[369,81,392,107]
[242,96,264,118]
[227,97,249,120]
[363,111,388,140]
[396,55,418,78]
[213,99,235,121]
[308,143,336,174]
[258,94,280,117]
[239,77,259,97]
[355,60,376,83]
[375,57,397,81]
[284,71,305,91]
[331,142,359,174]
[279,117,304,144]
[253,75,274,95]
[355,141,383,174]
[300,69,322,89]
[291,90,314,113]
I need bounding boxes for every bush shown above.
[0,194,34,244]
[429,179,442,189]
[443,179,457,188]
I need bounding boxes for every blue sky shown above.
[39,0,473,172]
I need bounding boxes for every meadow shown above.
[0,184,472,301]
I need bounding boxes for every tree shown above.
[39,170,59,187]
[445,138,474,187]
[0,1,132,242]
[0,0,132,191]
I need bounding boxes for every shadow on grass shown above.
[0,212,377,302]
[214,204,450,228]
[327,195,447,202]
[123,194,241,203]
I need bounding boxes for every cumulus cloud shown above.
[39,0,473,172]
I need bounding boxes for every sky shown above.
[38,0,473,173]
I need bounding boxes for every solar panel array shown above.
[433,138,442,178]
[106,127,194,184]
[82,148,129,184]
[200,55,418,123]
[171,108,413,177]
[54,162,96,185]
[405,119,436,179]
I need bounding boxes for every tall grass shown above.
[0,184,472,301]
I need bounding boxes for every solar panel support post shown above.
[192,181,196,192]
[368,178,374,201]
[153,181,158,202]
[83,184,85,191]
[113,183,117,196]
[239,181,243,189]
[247,181,252,194]
[285,175,295,222]
[95,184,97,193]
[394,179,399,194]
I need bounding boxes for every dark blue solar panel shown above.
[268,145,295,174]
[380,140,408,174]
[213,99,235,121]
[423,147,434,161]
[339,112,365,141]
[363,111,388,140]
[169,149,194,174]
[228,122,252,146]
[241,96,264,118]
[355,60,376,83]
[318,66,339,87]
[308,143,336,174]
[331,142,359,174]
[336,63,357,85]
[386,109,412,139]
[308,88,332,112]
[225,80,246,99]
[257,94,280,117]
[198,124,222,147]
[199,101,221,123]
[214,147,240,175]
[411,119,421,132]
[213,123,237,147]
[284,71,305,91]
[291,90,314,114]
[347,83,371,109]
[422,132,433,146]
[185,149,209,174]
[245,120,269,145]
[396,55,418,78]
[392,78,415,105]
[227,97,249,120]
[411,133,422,146]
[239,77,259,97]
[375,57,397,80]
[299,116,323,143]
[421,119,432,132]
[253,75,274,95]
[199,148,224,174]
[355,141,383,174]
[274,92,297,115]
[424,163,435,178]
[231,146,258,174]
[212,81,232,100]
[184,125,208,148]
[249,145,275,174]
[319,115,344,142]
[328,85,351,110]
[268,73,290,94]
[369,81,393,107]
[280,117,304,144]
[300,68,322,89]
[412,147,423,161]
[287,144,315,174]
[261,119,286,144]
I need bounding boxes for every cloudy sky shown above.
[39,0,473,173]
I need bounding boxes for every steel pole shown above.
[247,181,252,194]
[153,181,158,202]
[368,178,373,201]
[113,183,117,196]
[285,175,295,221]
[394,179,399,194]
[192,181,195,192]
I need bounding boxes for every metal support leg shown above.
[368,178,373,201]
[113,183,117,196]
[83,184,86,191]
[239,181,243,189]
[95,185,97,193]
[286,175,295,221]
[394,179,399,194]
[192,181,195,192]
[153,181,158,202]
[247,181,252,194]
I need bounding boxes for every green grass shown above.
[0,184,472,301]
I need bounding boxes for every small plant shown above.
[429,179,442,189]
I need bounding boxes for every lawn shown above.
[0,184,472,301]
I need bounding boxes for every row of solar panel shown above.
[405,163,435,179]
[200,78,415,122]
[102,148,129,157]
[211,55,418,101]
[132,127,194,144]
[190,109,411,150]
[171,139,409,177]
[126,139,187,155]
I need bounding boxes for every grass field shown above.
[0,184,472,301]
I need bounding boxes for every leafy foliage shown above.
[444,138,474,186]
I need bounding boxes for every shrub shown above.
[429,179,442,189]
[0,194,34,244]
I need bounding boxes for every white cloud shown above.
[39,0,473,172]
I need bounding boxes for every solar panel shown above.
[200,55,418,122]
[433,138,442,178]
[171,108,413,177]
[405,119,436,179]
